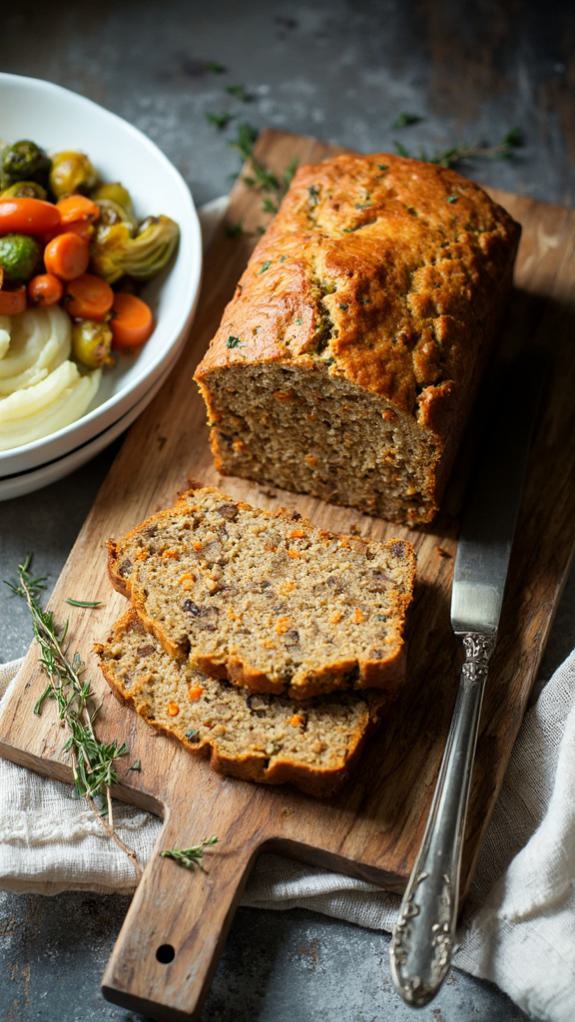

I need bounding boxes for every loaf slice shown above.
[108,486,416,700]
[96,611,388,797]
[194,152,521,525]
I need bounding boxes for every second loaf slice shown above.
[108,486,416,700]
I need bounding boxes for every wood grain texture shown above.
[0,131,574,1021]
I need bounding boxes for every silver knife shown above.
[389,356,546,1007]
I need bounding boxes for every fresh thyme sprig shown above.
[394,128,524,169]
[229,122,298,215]
[160,836,218,871]
[5,556,141,876]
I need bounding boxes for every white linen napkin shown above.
[1,200,574,1022]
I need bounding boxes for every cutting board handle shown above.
[101,808,263,1021]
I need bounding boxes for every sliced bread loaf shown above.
[96,611,388,797]
[108,486,416,700]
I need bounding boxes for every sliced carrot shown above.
[110,292,154,349]
[0,286,26,315]
[57,194,100,225]
[61,220,94,241]
[66,273,114,320]
[28,273,64,307]
[44,232,90,281]
[0,198,61,236]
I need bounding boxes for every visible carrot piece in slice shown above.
[28,273,64,307]
[66,273,114,321]
[57,194,100,225]
[110,292,154,349]
[44,231,90,281]
[0,286,26,315]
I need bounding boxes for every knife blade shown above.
[390,353,547,1007]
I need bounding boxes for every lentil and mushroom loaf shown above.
[107,486,416,700]
[96,610,390,797]
[194,152,521,525]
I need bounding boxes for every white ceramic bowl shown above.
[0,73,202,475]
[0,355,176,502]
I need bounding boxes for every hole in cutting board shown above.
[156,944,176,964]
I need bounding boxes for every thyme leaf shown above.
[205,111,233,131]
[225,220,245,237]
[206,61,227,74]
[392,112,423,129]
[161,836,218,871]
[226,84,251,102]
[65,598,103,608]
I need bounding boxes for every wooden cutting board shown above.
[1,131,574,1022]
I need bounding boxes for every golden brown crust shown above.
[195,152,521,423]
[107,486,416,699]
[194,153,520,524]
[96,610,388,798]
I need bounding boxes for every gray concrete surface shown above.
[1,1,574,1019]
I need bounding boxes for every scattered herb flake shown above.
[392,112,424,129]
[378,163,389,172]
[205,111,233,131]
[294,316,303,325]
[128,760,142,773]
[226,84,251,102]
[393,140,411,157]
[161,836,218,871]
[206,61,227,74]
[226,335,242,348]
[225,220,245,237]
[447,195,458,204]
[259,260,272,273]
[185,729,199,742]
[229,121,259,160]
[308,184,320,206]
[261,197,279,214]
[338,303,349,311]
[282,157,299,189]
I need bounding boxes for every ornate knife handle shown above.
[389,632,496,1007]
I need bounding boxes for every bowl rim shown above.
[0,72,202,462]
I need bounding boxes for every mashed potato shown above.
[0,306,101,451]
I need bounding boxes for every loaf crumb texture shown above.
[97,611,387,797]
[107,486,416,699]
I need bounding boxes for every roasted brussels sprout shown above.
[71,319,114,368]
[49,150,98,198]
[91,214,179,283]
[1,140,51,186]
[92,182,134,220]
[1,180,48,200]
[0,234,41,282]
[94,197,137,231]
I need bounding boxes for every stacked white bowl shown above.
[0,74,202,500]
